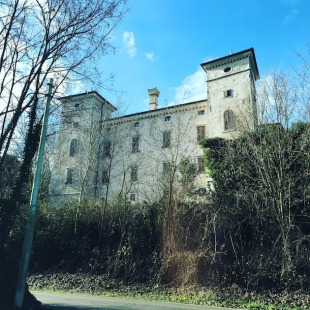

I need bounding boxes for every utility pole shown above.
[14,78,54,308]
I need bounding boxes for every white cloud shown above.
[169,68,206,105]
[283,9,298,23]
[145,51,155,61]
[123,31,137,58]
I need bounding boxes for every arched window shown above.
[224,110,234,131]
[69,139,78,156]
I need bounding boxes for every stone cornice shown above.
[104,100,208,124]
[58,91,117,112]
[201,48,259,80]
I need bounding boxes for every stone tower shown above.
[49,91,116,203]
[201,48,259,139]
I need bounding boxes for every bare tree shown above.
[202,70,310,289]
[0,0,127,245]
[0,0,127,182]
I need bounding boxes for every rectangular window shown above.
[66,169,73,184]
[131,165,138,181]
[197,157,205,173]
[69,139,78,156]
[162,131,171,148]
[224,110,234,131]
[198,110,205,115]
[129,193,136,202]
[134,122,140,127]
[103,141,111,157]
[102,170,109,184]
[165,116,171,122]
[163,162,171,174]
[72,122,79,128]
[223,89,233,97]
[132,136,139,153]
[197,126,205,141]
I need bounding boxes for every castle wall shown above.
[49,48,259,204]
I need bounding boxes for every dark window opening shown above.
[132,136,140,153]
[199,188,206,196]
[103,141,111,157]
[134,122,140,127]
[69,139,78,156]
[130,193,136,202]
[66,169,73,184]
[198,110,205,115]
[165,116,171,122]
[163,131,171,148]
[102,170,109,184]
[224,67,232,73]
[224,89,233,97]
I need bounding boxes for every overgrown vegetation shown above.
[200,121,310,291]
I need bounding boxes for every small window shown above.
[162,131,171,148]
[69,139,78,156]
[197,157,205,173]
[210,105,212,112]
[224,110,234,131]
[197,126,205,141]
[132,136,139,153]
[198,110,205,116]
[224,67,232,73]
[102,170,109,184]
[163,162,171,174]
[131,165,138,182]
[72,122,79,128]
[129,193,136,202]
[66,169,73,184]
[74,103,80,108]
[102,141,111,157]
[134,122,140,127]
[165,116,171,122]
[199,188,207,196]
[223,89,233,97]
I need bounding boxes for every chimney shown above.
[148,87,160,110]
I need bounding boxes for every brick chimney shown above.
[148,87,160,111]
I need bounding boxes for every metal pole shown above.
[14,78,54,308]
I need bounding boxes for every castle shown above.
[49,48,259,203]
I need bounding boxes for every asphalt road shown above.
[32,291,240,310]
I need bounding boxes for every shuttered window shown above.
[197,157,205,173]
[132,136,139,153]
[224,110,234,131]
[223,89,232,97]
[163,131,171,148]
[131,165,138,181]
[197,126,205,141]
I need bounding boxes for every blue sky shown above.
[91,0,310,115]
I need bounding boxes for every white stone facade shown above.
[49,48,259,204]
